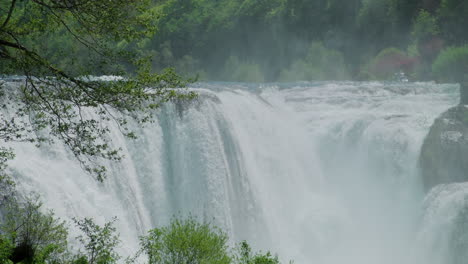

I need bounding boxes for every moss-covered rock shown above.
[420,105,468,191]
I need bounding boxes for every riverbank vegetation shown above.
[0,192,284,264]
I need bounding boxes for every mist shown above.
[140,0,463,83]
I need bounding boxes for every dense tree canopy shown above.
[125,0,467,82]
[3,0,468,83]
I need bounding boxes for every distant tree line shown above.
[2,0,468,82]
[32,0,462,82]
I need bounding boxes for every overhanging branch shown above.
[0,0,17,30]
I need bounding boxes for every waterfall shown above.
[4,81,462,263]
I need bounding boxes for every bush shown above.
[0,234,13,264]
[222,56,265,82]
[365,47,416,80]
[0,187,122,264]
[0,196,68,264]
[432,45,468,83]
[0,194,287,264]
[140,217,231,264]
[279,42,348,81]
[139,217,290,264]
[234,241,280,264]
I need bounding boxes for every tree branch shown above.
[0,38,26,51]
[0,0,17,30]
[31,0,88,10]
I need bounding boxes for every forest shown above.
[2,0,467,82]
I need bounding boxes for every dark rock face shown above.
[420,105,468,191]
[461,83,468,105]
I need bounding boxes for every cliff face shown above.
[420,101,468,191]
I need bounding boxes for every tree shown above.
[72,218,120,264]
[432,45,468,83]
[0,0,196,180]
[432,45,468,104]
[412,10,440,44]
[437,0,468,44]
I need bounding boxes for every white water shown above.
[5,81,463,263]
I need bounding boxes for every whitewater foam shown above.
[5,81,460,263]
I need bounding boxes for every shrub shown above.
[0,194,287,264]
[432,45,468,82]
[279,42,348,81]
[0,234,13,264]
[365,47,416,80]
[234,241,280,264]
[0,196,68,264]
[140,217,231,264]
[222,56,265,82]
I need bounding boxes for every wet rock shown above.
[461,82,468,105]
[420,104,468,191]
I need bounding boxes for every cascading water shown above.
[4,81,462,263]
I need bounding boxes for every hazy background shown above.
[2,0,467,82]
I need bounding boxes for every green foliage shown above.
[412,10,440,42]
[0,0,195,180]
[140,217,231,264]
[0,193,124,264]
[143,0,468,82]
[234,241,280,264]
[0,196,68,264]
[437,0,468,44]
[0,156,15,206]
[73,218,121,264]
[0,234,13,264]
[432,45,468,82]
[366,47,409,80]
[138,217,290,264]
[2,0,467,84]
[0,197,288,264]
[279,42,348,81]
[222,56,265,83]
